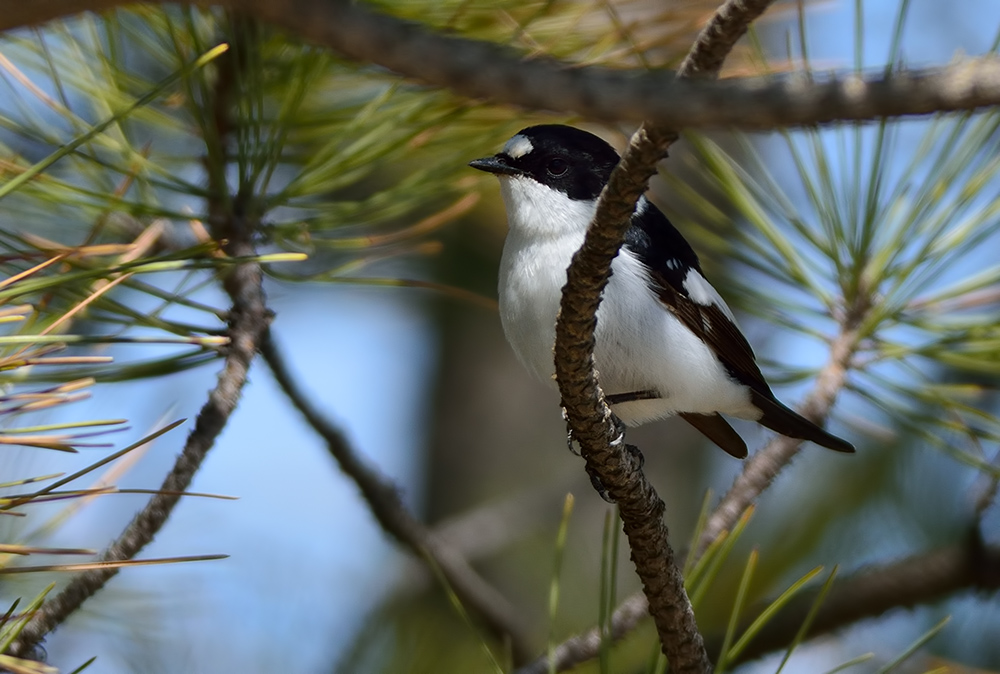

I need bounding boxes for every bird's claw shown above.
[626,442,644,469]
[610,414,628,448]
[587,463,615,503]
[563,410,643,501]
[565,413,627,455]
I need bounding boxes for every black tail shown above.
[750,391,854,453]
[680,412,748,459]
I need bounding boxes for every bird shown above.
[469,124,854,459]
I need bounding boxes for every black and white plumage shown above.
[469,124,853,458]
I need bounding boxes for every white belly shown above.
[498,230,757,426]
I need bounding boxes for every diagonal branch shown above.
[7,2,1000,130]
[534,523,1000,672]
[711,530,1000,666]
[516,593,651,674]
[551,0,775,671]
[695,298,866,557]
[522,526,1000,673]
[7,213,269,659]
[260,335,534,664]
[8,34,271,659]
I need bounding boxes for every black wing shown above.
[624,199,774,397]
[625,199,855,454]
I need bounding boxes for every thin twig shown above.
[711,530,1000,666]
[392,486,564,599]
[551,1,775,671]
[7,202,269,662]
[522,527,1000,673]
[7,2,1000,130]
[695,299,866,556]
[531,524,994,671]
[516,593,650,674]
[260,335,534,664]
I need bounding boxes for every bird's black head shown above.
[469,125,621,201]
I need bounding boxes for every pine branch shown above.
[521,531,1000,673]
[550,1,775,671]
[6,38,270,659]
[695,296,867,556]
[261,335,534,664]
[515,593,650,674]
[6,2,1000,129]
[6,197,269,661]
[711,530,1000,666]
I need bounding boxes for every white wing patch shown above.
[682,269,737,322]
[503,134,533,159]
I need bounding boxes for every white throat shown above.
[496,176,593,383]
[497,175,595,240]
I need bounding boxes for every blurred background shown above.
[0,1,999,673]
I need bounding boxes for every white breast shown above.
[496,175,758,426]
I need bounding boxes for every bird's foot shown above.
[610,414,628,450]
[563,409,630,456]
[562,408,581,456]
[626,442,645,469]
[563,409,643,503]
[587,463,614,503]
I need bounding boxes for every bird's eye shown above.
[546,158,569,177]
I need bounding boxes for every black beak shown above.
[469,154,523,177]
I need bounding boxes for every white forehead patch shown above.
[503,134,534,159]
